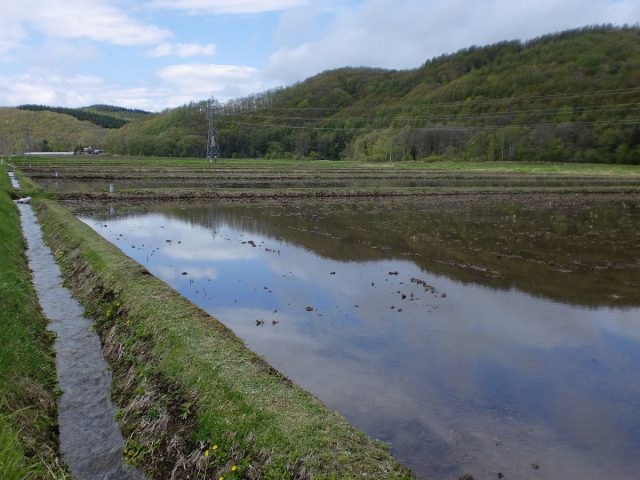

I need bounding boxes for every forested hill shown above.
[0,107,107,153]
[17,104,150,129]
[4,26,639,162]
[230,26,640,163]
[110,25,640,163]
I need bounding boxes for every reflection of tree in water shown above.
[83,197,640,308]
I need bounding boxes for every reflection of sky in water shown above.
[81,211,640,480]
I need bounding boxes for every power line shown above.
[221,86,640,113]
[221,118,640,132]
[220,102,640,124]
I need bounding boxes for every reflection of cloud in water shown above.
[222,243,640,479]
[214,302,635,480]
[265,246,415,299]
[444,285,597,349]
[597,310,640,343]
[84,215,260,262]
[155,265,218,281]
[213,307,317,352]
[158,226,259,262]
[107,215,160,235]
[162,244,256,262]
[262,243,637,353]
[80,208,640,480]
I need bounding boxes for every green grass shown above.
[11,154,640,176]
[13,154,640,202]
[0,166,66,479]
[35,198,414,479]
[391,159,640,175]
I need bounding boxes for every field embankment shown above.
[13,155,640,203]
[0,166,65,479]
[34,198,414,479]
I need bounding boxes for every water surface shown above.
[19,203,141,480]
[78,197,640,479]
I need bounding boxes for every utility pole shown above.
[206,97,221,162]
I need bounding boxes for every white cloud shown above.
[33,0,171,46]
[0,26,26,61]
[27,39,99,67]
[265,0,640,85]
[149,42,217,58]
[0,0,170,57]
[0,71,102,106]
[149,0,310,14]
[0,70,172,111]
[0,63,265,110]
[2,0,639,111]
[157,63,263,101]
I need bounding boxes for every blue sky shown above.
[0,0,637,111]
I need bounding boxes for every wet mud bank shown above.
[17,203,141,480]
[33,199,414,479]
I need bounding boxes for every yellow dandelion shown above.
[231,465,237,472]
[212,444,218,450]
[219,477,224,480]
[204,449,209,457]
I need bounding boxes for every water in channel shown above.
[77,197,640,480]
[17,199,141,479]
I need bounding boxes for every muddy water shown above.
[17,202,142,479]
[78,198,640,480]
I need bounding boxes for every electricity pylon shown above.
[206,97,221,161]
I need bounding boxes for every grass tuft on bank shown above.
[0,166,66,479]
[35,198,414,479]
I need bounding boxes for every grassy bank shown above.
[34,198,414,479]
[0,167,65,478]
[11,154,640,176]
[14,154,640,202]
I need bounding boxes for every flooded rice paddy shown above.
[76,196,640,480]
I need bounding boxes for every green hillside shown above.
[105,104,207,157]
[80,104,150,123]
[17,104,150,129]
[108,25,640,163]
[0,108,107,154]
[4,26,640,163]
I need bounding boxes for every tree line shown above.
[16,104,147,129]
[99,25,640,164]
